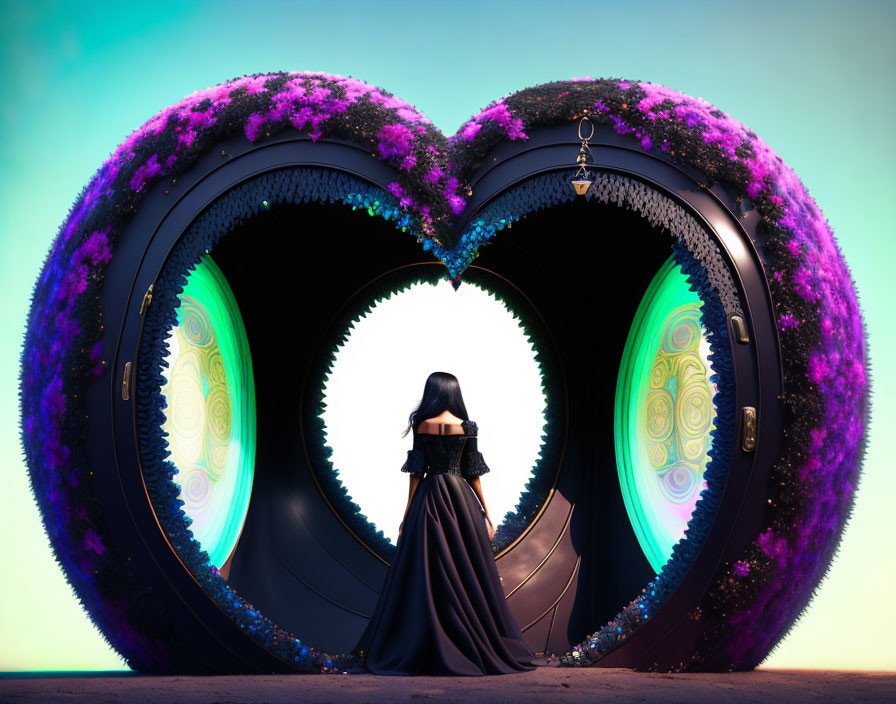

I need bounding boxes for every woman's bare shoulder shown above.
[422,410,463,424]
[418,411,465,434]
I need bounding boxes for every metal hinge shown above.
[139,284,154,315]
[729,314,750,343]
[122,361,133,401]
[741,406,757,452]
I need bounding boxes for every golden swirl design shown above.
[643,304,716,506]
[680,435,708,462]
[206,443,229,482]
[649,442,669,468]
[676,381,713,440]
[172,347,204,385]
[158,255,255,569]
[677,355,709,386]
[661,311,698,353]
[645,389,674,443]
[165,372,204,466]
[207,349,227,386]
[162,289,235,512]
[178,297,214,348]
[649,354,674,389]
[180,466,213,512]
[661,461,698,503]
[205,385,232,445]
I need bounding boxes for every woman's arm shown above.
[398,475,421,539]
[459,422,495,539]
[398,430,426,539]
[466,476,491,522]
[467,476,495,540]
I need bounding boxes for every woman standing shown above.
[352,371,537,676]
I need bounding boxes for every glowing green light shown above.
[615,256,717,573]
[160,255,256,568]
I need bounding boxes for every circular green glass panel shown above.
[616,256,717,573]
[160,254,256,568]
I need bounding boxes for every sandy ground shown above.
[1,668,894,703]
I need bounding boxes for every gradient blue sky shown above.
[1,0,893,671]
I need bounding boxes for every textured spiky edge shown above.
[302,262,566,560]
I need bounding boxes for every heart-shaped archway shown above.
[20,73,869,674]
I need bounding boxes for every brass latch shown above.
[741,406,757,452]
[730,314,749,343]
[139,284,154,315]
[122,361,133,401]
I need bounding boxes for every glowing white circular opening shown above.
[321,277,547,546]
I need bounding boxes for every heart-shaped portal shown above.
[20,73,869,675]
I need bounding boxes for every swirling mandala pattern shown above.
[617,257,716,572]
[160,255,255,569]
[649,309,714,507]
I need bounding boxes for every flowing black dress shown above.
[351,419,537,676]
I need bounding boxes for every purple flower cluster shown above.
[245,78,350,143]
[376,123,414,158]
[456,100,527,143]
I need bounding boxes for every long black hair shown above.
[402,371,470,437]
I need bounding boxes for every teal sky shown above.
[1,0,893,672]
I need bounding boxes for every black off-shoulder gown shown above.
[351,419,537,676]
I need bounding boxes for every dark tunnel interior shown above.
[204,196,683,653]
